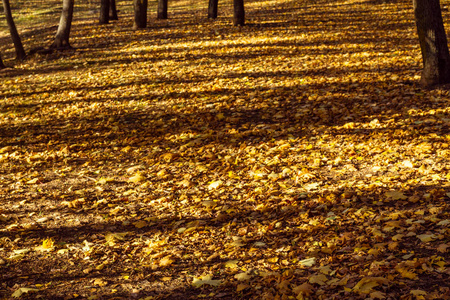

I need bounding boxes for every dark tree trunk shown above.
[0,54,5,69]
[51,0,74,49]
[2,0,26,60]
[157,0,168,19]
[233,0,245,26]
[208,0,218,19]
[99,0,110,24]
[133,0,147,29]
[110,0,118,20]
[414,0,450,86]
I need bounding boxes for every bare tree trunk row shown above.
[51,0,74,48]
[158,0,168,19]
[133,0,148,29]
[414,0,450,86]
[2,0,26,60]
[99,0,110,24]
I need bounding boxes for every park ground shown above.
[0,0,450,299]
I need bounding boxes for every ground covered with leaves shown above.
[0,0,449,299]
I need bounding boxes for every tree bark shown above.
[2,0,26,60]
[133,0,148,29]
[208,0,218,19]
[0,53,5,69]
[157,0,168,19]
[414,0,450,86]
[51,0,74,49]
[110,0,118,20]
[99,0,109,24]
[233,0,245,26]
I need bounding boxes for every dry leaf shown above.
[12,287,39,298]
[192,274,221,287]
[309,274,328,285]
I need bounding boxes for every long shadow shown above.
[1,183,449,298]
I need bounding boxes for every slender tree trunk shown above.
[110,0,118,20]
[51,0,74,49]
[233,0,245,26]
[133,0,147,29]
[208,0,218,19]
[99,0,109,24]
[0,54,5,69]
[157,0,168,19]
[414,0,450,86]
[2,0,26,60]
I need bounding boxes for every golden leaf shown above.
[159,255,175,267]
[309,274,328,285]
[353,277,388,294]
[293,282,314,296]
[192,274,221,287]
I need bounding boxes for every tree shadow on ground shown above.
[1,183,449,299]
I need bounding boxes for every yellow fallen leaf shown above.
[133,220,148,229]
[93,278,108,286]
[236,283,250,292]
[370,291,386,299]
[128,172,145,183]
[385,191,407,200]
[11,287,39,298]
[159,255,175,267]
[35,238,55,252]
[395,267,418,280]
[267,257,279,263]
[208,180,223,190]
[26,177,39,184]
[234,272,252,281]
[353,277,388,294]
[192,274,221,287]
[224,260,239,269]
[299,257,316,267]
[410,289,427,300]
[309,274,328,285]
[318,265,332,275]
[293,282,314,296]
[417,234,436,243]
[437,219,450,226]
[97,177,114,184]
[437,243,449,253]
[105,232,127,245]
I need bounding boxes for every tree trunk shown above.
[157,0,168,19]
[2,0,26,60]
[99,0,109,24]
[51,0,74,49]
[0,54,5,69]
[133,0,148,29]
[233,0,245,26]
[208,0,218,19]
[414,0,450,86]
[110,0,118,20]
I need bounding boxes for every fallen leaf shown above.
[385,191,407,200]
[234,272,252,281]
[12,287,39,298]
[293,282,314,296]
[353,277,388,294]
[309,274,328,285]
[192,274,221,287]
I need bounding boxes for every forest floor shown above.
[1,0,450,299]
